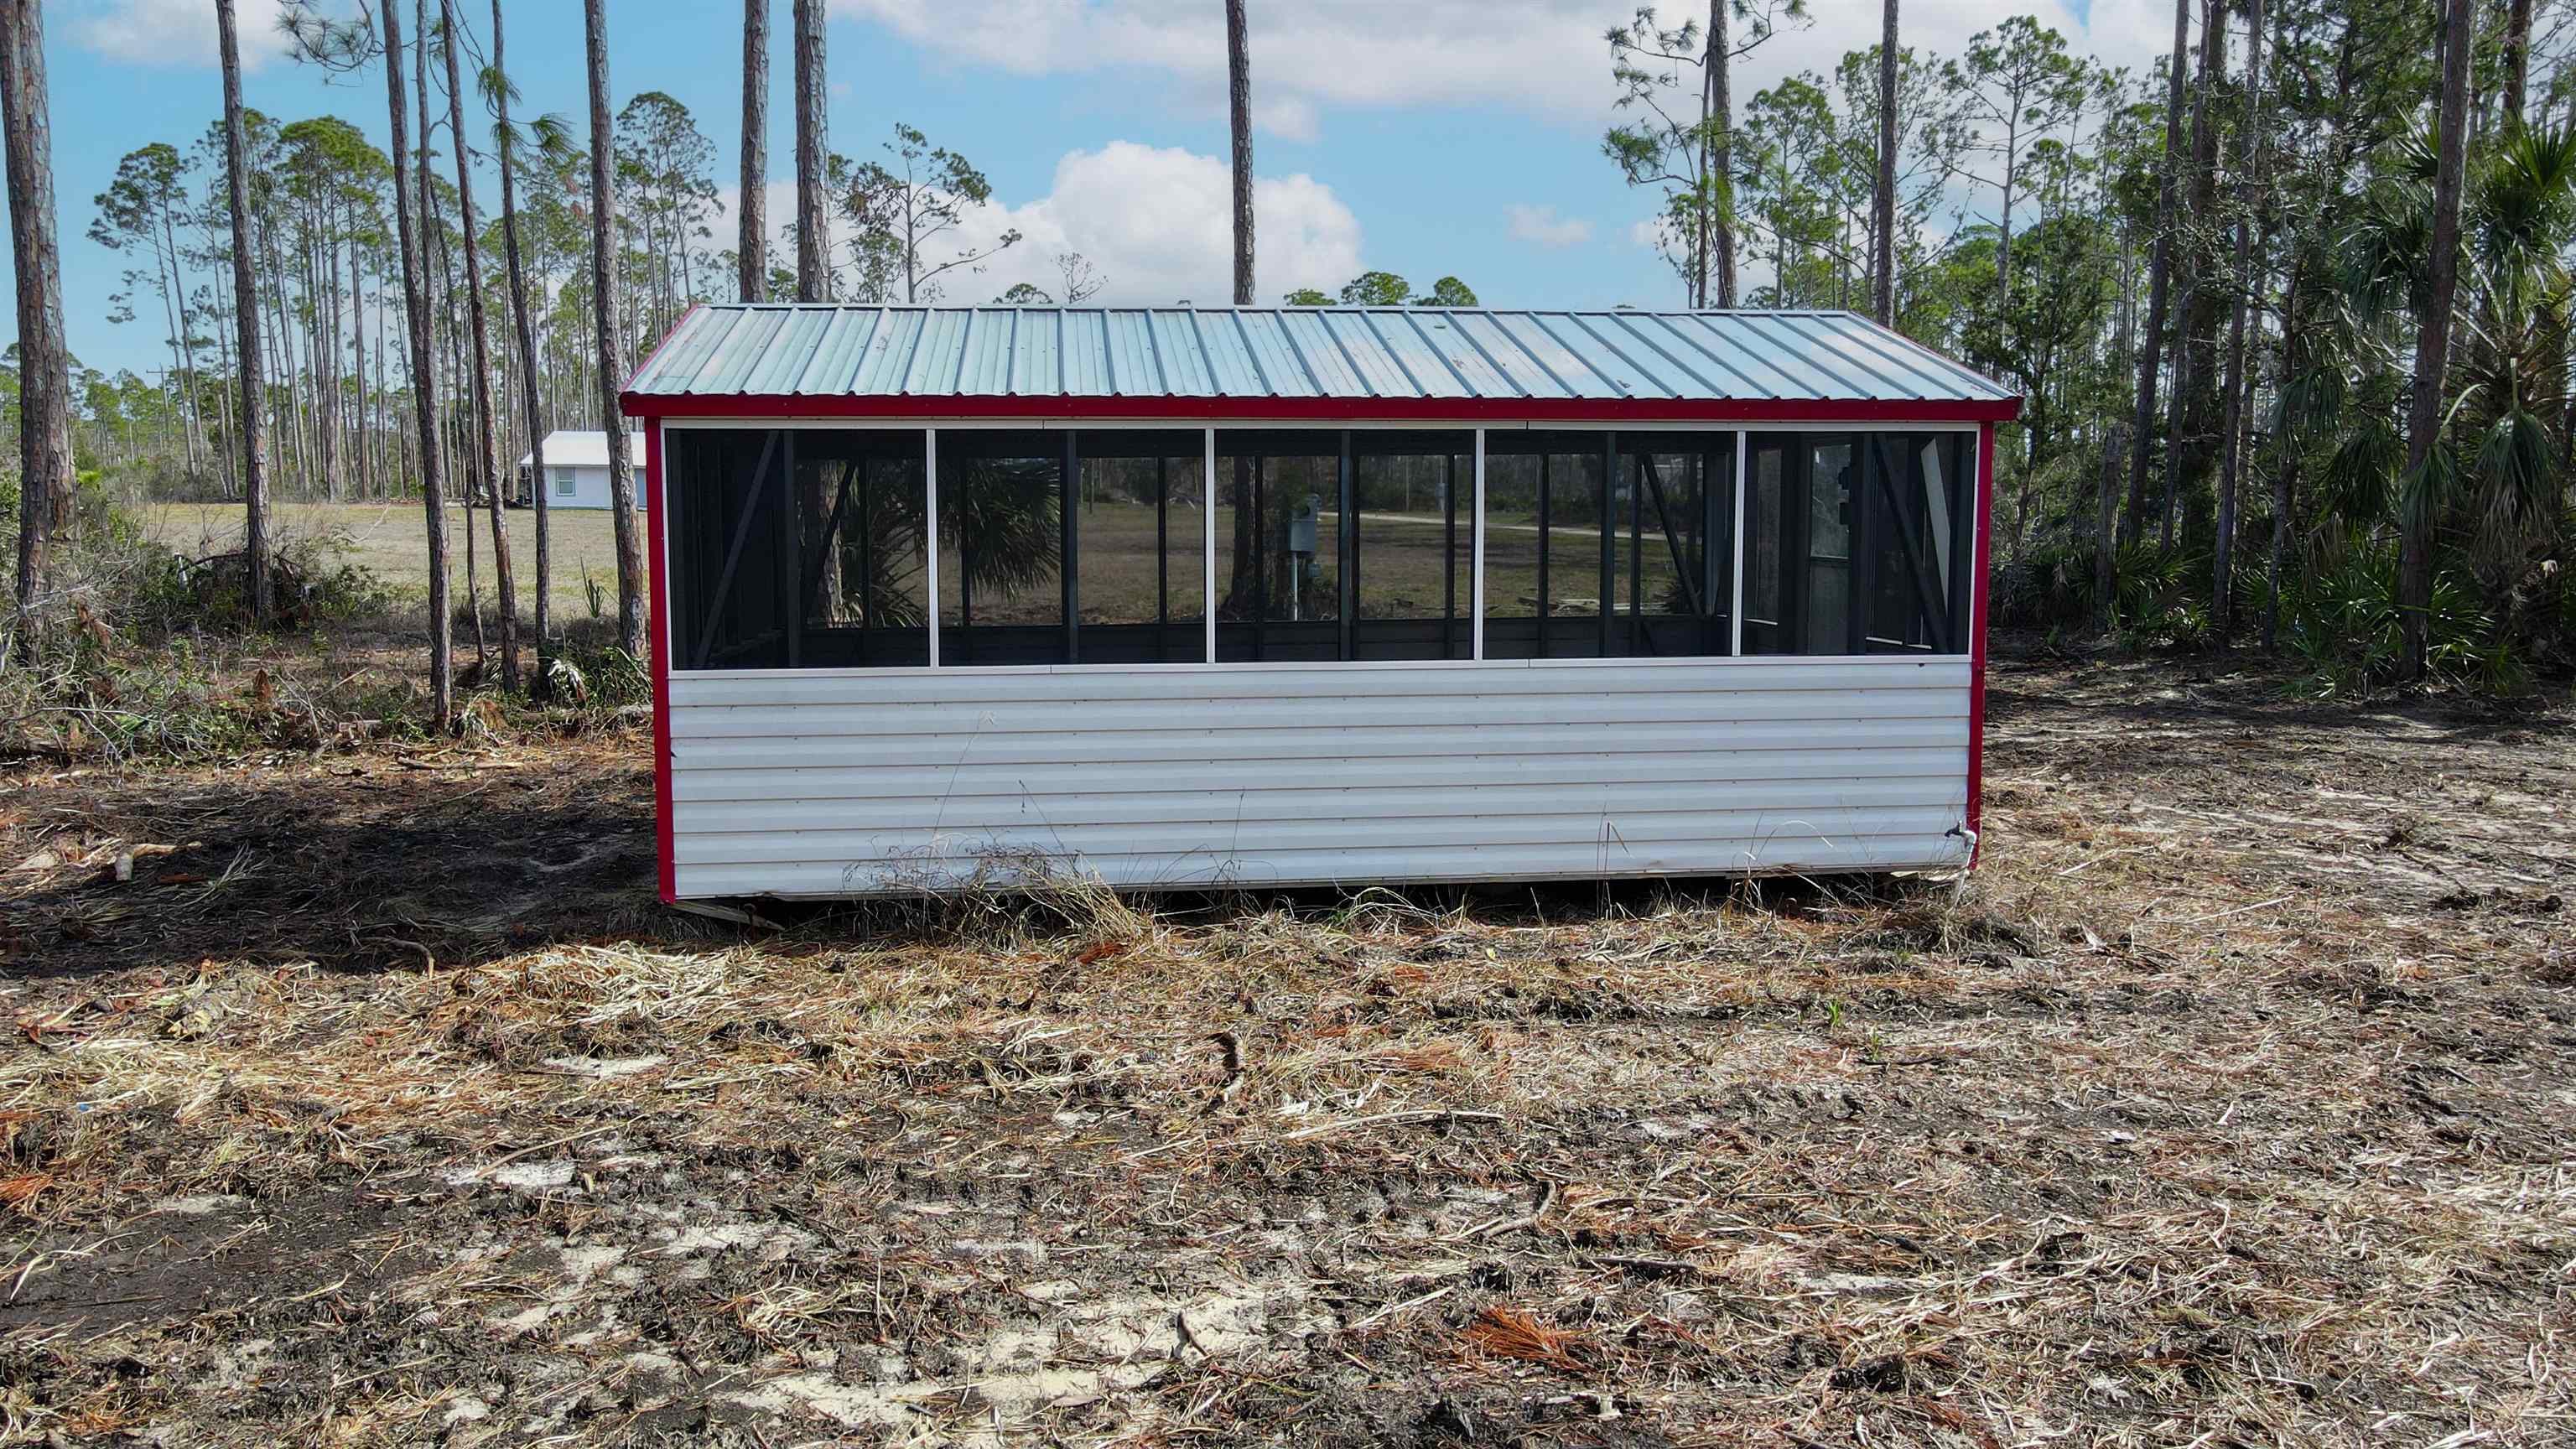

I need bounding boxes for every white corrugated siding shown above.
[666,657,1971,898]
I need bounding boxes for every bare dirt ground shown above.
[0,647,2570,1446]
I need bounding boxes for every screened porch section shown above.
[663,425,1973,671]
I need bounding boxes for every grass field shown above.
[143,501,635,624]
[139,500,1696,641]
[1,647,2570,1444]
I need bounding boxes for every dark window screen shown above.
[1483,431,1735,658]
[1744,431,1971,656]
[1214,430,1341,662]
[937,429,1067,666]
[1074,430,1207,663]
[668,427,928,670]
[1351,431,1473,660]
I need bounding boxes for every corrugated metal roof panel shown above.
[849,309,922,394]
[1233,312,1318,397]
[793,307,876,394]
[1495,314,1625,399]
[1404,311,1514,397]
[628,304,724,393]
[954,309,1015,394]
[622,304,2014,407]
[1147,311,1218,396]
[902,309,972,394]
[1104,310,1161,395]
[1010,307,1059,394]
[742,307,832,395]
[693,306,787,395]
[1277,309,1368,397]
[1703,313,1854,398]
[1322,311,1422,398]
[1061,310,1110,395]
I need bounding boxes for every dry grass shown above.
[142,501,632,621]
[0,649,2569,1446]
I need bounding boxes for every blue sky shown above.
[28,0,2164,379]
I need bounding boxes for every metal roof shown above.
[515,429,638,469]
[624,304,2014,413]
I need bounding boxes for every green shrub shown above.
[2276,533,2525,694]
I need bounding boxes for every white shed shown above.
[621,304,2019,903]
[518,429,646,510]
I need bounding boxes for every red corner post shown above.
[1966,421,1997,867]
[644,418,676,904]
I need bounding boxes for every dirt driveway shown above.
[2,649,2569,1446]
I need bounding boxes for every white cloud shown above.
[71,0,293,70]
[722,143,1362,306]
[837,0,2177,138]
[948,142,1362,304]
[837,0,1616,135]
[1627,218,1664,250]
[1507,204,1592,249]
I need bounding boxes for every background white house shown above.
[517,430,645,510]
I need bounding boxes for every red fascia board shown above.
[1965,420,1997,869]
[644,419,677,906]
[618,392,2022,425]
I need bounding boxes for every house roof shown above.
[517,429,638,469]
[620,304,2018,422]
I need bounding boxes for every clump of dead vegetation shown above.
[2,513,647,766]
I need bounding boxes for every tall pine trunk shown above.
[2211,0,2265,638]
[443,0,517,690]
[2266,254,2303,650]
[382,0,454,730]
[491,0,553,690]
[219,0,270,621]
[1223,0,1256,612]
[586,0,645,659]
[792,0,830,299]
[2164,0,2228,551]
[2126,0,2190,545]
[740,0,769,301]
[2504,0,2533,127]
[2097,423,2123,631]
[1708,0,1736,306]
[421,7,481,671]
[1872,0,1898,325]
[3,0,70,666]
[2403,0,2474,679]
[1227,0,1254,306]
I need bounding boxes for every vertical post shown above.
[1251,454,1265,660]
[1731,431,1748,657]
[1537,450,1551,657]
[1062,431,1078,663]
[1442,452,1457,657]
[1202,428,1217,664]
[1701,447,1722,654]
[924,427,941,667]
[1337,429,1355,662]
[1472,429,1487,662]
[1628,449,1644,655]
[1849,433,1872,654]
[1156,453,1170,632]
[1966,422,1997,863]
[1597,434,1615,657]
[662,428,688,665]
[645,418,673,903]
[782,429,801,667]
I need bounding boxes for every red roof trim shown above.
[644,418,676,906]
[617,392,2022,424]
